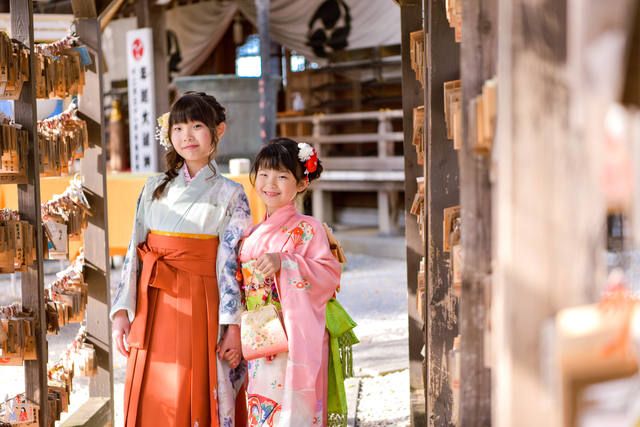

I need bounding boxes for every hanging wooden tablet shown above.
[444,80,462,140]
[44,216,68,260]
[0,223,14,274]
[443,205,461,252]
[35,53,46,99]
[0,33,7,84]
[45,301,60,335]
[12,219,27,272]
[412,106,425,164]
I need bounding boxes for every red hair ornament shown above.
[298,142,318,182]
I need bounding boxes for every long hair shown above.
[249,138,323,195]
[152,91,226,200]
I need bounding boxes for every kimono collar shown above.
[242,201,299,257]
[182,162,208,186]
[178,159,220,186]
[263,201,298,225]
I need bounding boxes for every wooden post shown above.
[399,1,426,426]
[426,0,460,425]
[76,16,115,425]
[459,0,497,425]
[11,1,48,425]
[493,0,604,425]
[137,0,170,172]
[257,0,275,144]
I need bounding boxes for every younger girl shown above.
[240,138,342,426]
[110,92,252,427]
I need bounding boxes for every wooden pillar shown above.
[459,0,497,425]
[493,0,605,425]
[257,0,275,144]
[11,2,48,425]
[399,1,426,426]
[76,16,115,424]
[137,0,169,171]
[426,0,460,425]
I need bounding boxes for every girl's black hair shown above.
[250,138,323,189]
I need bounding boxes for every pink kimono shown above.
[239,201,341,427]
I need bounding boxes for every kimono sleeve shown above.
[216,186,253,325]
[110,184,149,323]
[276,218,342,426]
[277,218,341,303]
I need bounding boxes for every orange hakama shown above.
[124,232,221,427]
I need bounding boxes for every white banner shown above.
[126,28,158,173]
[166,0,401,76]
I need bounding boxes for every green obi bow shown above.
[326,297,359,427]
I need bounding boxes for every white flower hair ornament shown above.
[297,142,318,182]
[155,112,172,150]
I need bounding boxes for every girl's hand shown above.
[112,310,131,358]
[223,349,241,369]
[216,325,242,369]
[255,253,281,278]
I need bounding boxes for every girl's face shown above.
[171,120,225,171]
[255,167,308,215]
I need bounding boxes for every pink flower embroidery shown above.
[288,276,312,291]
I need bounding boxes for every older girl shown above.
[111,92,252,427]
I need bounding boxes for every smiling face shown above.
[255,167,308,215]
[170,120,225,175]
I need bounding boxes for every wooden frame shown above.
[424,0,461,424]
[7,1,114,425]
[11,2,49,424]
[399,2,427,425]
[69,16,115,426]
[395,0,640,425]
[458,0,497,424]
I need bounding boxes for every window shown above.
[289,51,319,73]
[290,53,305,73]
[236,35,261,77]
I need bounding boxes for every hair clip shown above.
[155,112,171,150]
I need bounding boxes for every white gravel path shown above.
[1,253,411,426]
[357,370,411,427]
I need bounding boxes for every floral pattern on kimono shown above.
[110,159,253,426]
[240,201,341,427]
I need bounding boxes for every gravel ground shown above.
[357,370,411,427]
[0,253,410,426]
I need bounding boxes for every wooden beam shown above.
[99,0,127,31]
[320,156,404,171]
[137,0,170,172]
[75,17,115,425]
[391,0,421,5]
[426,0,460,425]
[313,181,405,192]
[399,2,426,426]
[10,1,48,426]
[459,0,497,425]
[71,0,98,18]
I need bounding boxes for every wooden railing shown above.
[276,109,405,171]
[276,110,405,235]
